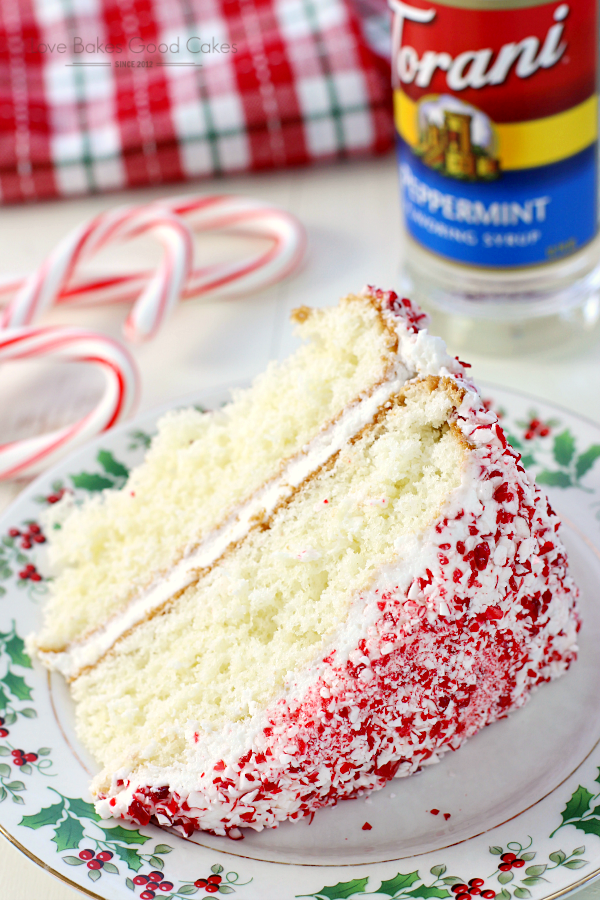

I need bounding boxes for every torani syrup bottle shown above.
[390,0,600,351]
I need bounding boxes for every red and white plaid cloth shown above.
[0,0,393,204]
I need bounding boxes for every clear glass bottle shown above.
[390,0,600,353]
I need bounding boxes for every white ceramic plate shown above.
[1,383,600,900]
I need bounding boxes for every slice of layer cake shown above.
[30,288,579,837]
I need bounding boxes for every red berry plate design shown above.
[0,383,599,900]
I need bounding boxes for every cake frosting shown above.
[30,288,579,838]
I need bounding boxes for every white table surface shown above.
[1,154,599,898]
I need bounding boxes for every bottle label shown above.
[391,0,598,268]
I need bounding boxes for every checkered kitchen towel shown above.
[0,0,393,203]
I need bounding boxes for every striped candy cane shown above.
[1,205,195,343]
[0,195,306,332]
[0,327,139,481]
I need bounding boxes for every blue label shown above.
[397,138,598,267]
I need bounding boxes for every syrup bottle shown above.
[390,0,600,352]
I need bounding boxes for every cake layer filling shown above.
[72,380,467,774]
[32,296,401,656]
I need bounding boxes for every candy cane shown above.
[1,205,194,343]
[0,327,140,481]
[0,195,306,328]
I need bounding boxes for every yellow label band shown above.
[394,90,598,170]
